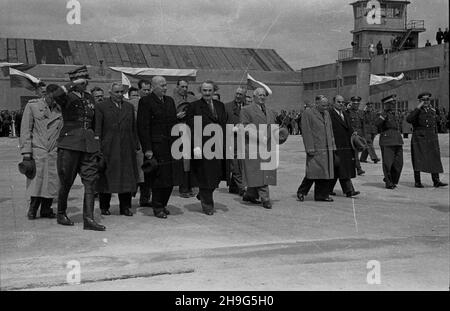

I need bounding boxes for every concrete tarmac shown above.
[0,135,448,291]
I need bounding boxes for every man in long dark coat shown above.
[328,95,360,197]
[187,80,227,215]
[95,82,139,216]
[406,92,447,188]
[137,76,183,219]
[375,95,404,189]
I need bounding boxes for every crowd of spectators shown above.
[0,109,23,137]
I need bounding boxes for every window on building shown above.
[343,76,357,85]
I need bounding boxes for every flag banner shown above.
[121,72,131,99]
[9,68,41,90]
[369,73,405,95]
[247,73,272,95]
[110,67,197,82]
[0,63,36,76]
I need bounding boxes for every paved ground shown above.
[0,135,448,291]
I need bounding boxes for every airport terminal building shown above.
[300,0,449,111]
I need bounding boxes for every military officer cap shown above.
[67,65,91,80]
[351,96,361,102]
[36,81,46,87]
[381,94,396,104]
[417,92,431,100]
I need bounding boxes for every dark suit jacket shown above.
[375,109,403,146]
[137,92,182,188]
[52,83,99,153]
[187,98,227,188]
[329,109,356,179]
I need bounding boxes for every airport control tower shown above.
[339,0,425,60]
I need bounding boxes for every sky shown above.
[0,0,448,69]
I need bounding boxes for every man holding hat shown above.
[19,83,62,219]
[375,94,404,189]
[348,96,366,175]
[406,92,447,188]
[52,65,105,231]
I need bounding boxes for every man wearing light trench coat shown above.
[19,84,63,219]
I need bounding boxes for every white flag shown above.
[121,72,131,99]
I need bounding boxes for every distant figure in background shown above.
[20,83,62,220]
[401,110,413,138]
[90,86,104,105]
[425,40,432,47]
[443,28,449,43]
[376,41,383,55]
[368,43,375,57]
[245,95,253,106]
[406,92,447,188]
[138,79,152,98]
[436,28,444,44]
[128,86,140,101]
[212,93,221,101]
[348,96,365,175]
[360,102,380,163]
[375,95,404,189]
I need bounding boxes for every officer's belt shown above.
[63,120,93,131]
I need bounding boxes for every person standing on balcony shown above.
[376,41,383,55]
[444,28,449,43]
[436,28,444,44]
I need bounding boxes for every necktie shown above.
[340,112,345,121]
[260,104,266,116]
[209,101,217,118]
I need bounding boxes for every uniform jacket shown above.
[95,98,139,193]
[301,108,336,179]
[187,98,227,189]
[239,103,277,187]
[329,108,356,179]
[363,110,379,135]
[406,107,443,173]
[137,92,182,188]
[375,109,403,146]
[19,98,63,198]
[52,83,100,153]
[348,108,365,136]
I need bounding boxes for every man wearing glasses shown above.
[406,92,447,188]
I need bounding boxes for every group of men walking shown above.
[296,92,447,202]
[17,65,447,232]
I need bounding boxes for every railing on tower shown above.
[338,47,369,61]
[406,20,425,30]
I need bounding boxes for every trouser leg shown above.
[431,173,440,184]
[40,198,55,217]
[257,185,270,203]
[355,151,363,172]
[245,187,259,199]
[391,146,403,185]
[297,176,314,196]
[199,188,214,212]
[314,179,331,200]
[151,188,165,214]
[27,196,41,219]
[139,174,151,204]
[328,178,338,194]
[414,171,421,184]
[368,134,379,160]
[119,192,132,211]
[161,187,174,207]
[339,178,354,194]
[381,146,394,186]
[230,159,245,194]
[57,149,80,216]
[179,171,192,194]
[99,193,112,211]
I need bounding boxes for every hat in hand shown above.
[274,127,289,145]
[18,158,36,179]
[351,134,368,152]
[142,157,159,174]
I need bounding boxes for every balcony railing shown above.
[338,47,369,61]
[407,20,425,30]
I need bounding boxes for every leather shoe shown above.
[154,211,167,219]
[243,195,261,204]
[57,214,74,226]
[204,210,214,216]
[357,170,365,176]
[262,201,272,209]
[346,191,360,198]
[434,181,448,187]
[329,191,336,196]
[373,159,379,164]
[27,210,37,220]
[163,208,170,215]
[101,209,111,215]
[120,208,133,216]
[83,218,106,231]
[385,184,395,189]
[315,197,334,202]
[297,193,304,202]
[414,182,424,188]
[180,192,195,198]
[40,210,56,218]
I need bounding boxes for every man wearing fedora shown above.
[406,92,447,188]
[328,95,360,198]
[375,94,404,189]
[52,65,105,231]
[19,83,63,219]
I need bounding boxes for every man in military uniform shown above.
[52,66,105,231]
[348,96,365,175]
[406,92,447,188]
[360,102,380,163]
[375,95,404,189]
